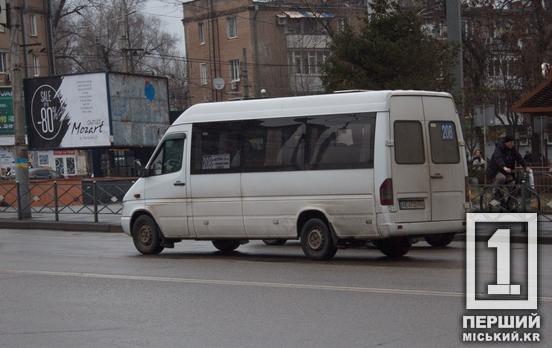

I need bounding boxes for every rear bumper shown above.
[377,219,465,238]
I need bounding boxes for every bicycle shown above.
[479,169,540,213]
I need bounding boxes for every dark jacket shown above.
[486,142,527,177]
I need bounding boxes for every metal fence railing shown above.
[0,179,134,223]
[468,167,552,220]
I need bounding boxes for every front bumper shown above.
[121,216,131,236]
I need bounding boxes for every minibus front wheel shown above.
[374,237,411,258]
[300,218,337,260]
[132,215,164,255]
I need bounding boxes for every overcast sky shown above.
[142,0,186,54]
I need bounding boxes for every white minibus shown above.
[121,91,469,259]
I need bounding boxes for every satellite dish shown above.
[213,77,225,90]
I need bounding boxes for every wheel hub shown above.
[307,227,323,250]
[138,225,153,246]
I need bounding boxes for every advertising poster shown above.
[24,73,111,149]
[0,87,14,135]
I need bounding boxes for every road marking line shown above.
[1,269,551,303]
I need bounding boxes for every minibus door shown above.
[389,96,431,222]
[143,133,191,238]
[422,97,465,221]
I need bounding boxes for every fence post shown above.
[54,181,59,222]
[16,181,21,220]
[93,180,98,223]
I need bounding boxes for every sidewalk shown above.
[0,212,122,233]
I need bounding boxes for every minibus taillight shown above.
[380,178,393,206]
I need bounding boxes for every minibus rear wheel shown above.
[300,218,337,260]
[212,240,241,253]
[374,237,411,258]
[132,215,164,255]
[424,233,455,247]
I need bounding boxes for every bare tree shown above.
[50,0,187,109]
[463,1,552,137]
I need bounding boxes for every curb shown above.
[0,219,123,233]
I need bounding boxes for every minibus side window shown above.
[191,121,242,174]
[241,118,306,172]
[305,113,375,170]
[394,121,425,164]
[428,121,460,164]
[149,138,185,176]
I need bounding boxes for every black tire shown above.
[374,237,411,258]
[300,218,337,260]
[132,215,164,255]
[424,233,455,247]
[262,239,287,246]
[212,240,241,253]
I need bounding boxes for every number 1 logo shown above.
[466,213,538,310]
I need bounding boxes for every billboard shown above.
[108,74,169,147]
[24,73,111,150]
[0,87,14,135]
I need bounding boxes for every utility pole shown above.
[120,0,129,72]
[120,0,142,73]
[242,48,249,99]
[9,0,32,218]
[446,0,464,101]
[45,0,56,75]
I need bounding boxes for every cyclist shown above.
[487,135,530,186]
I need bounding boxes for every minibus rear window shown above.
[428,121,460,164]
[394,121,425,164]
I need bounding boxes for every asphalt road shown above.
[0,229,550,348]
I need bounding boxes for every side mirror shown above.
[135,160,148,177]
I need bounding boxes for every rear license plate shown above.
[399,200,425,210]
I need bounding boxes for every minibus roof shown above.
[173,90,452,124]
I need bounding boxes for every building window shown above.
[0,53,7,73]
[30,15,38,37]
[289,50,328,76]
[200,63,208,86]
[198,22,205,44]
[33,56,39,76]
[293,52,302,74]
[338,18,347,33]
[230,59,240,82]
[227,16,237,38]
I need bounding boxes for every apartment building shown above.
[183,0,366,105]
[0,0,53,172]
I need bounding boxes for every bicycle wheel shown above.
[520,189,540,213]
[479,186,506,212]
[501,187,540,213]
